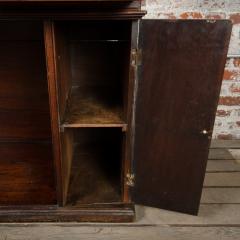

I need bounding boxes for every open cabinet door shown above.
[132,20,232,215]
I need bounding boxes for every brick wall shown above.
[143,0,240,139]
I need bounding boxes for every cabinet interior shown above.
[54,20,132,206]
[66,128,122,206]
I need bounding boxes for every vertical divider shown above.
[122,20,139,202]
[44,21,64,206]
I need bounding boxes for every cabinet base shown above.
[0,203,135,222]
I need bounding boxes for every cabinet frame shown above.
[0,5,232,222]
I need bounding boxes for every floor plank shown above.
[201,188,240,203]
[208,149,234,160]
[204,173,240,187]
[207,160,240,172]
[228,149,240,160]
[0,226,239,240]
[136,204,240,225]
[210,140,240,149]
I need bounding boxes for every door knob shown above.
[201,129,208,135]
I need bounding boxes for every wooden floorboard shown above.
[0,225,239,240]
[211,140,240,149]
[201,188,240,203]
[207,160,240,172]
[136,204,240,225]
[208,148,234,160]
[204,172,240,187]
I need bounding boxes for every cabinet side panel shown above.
[133,20,232,214]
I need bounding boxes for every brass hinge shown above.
[126,172,135,187]
[131,49,142,66]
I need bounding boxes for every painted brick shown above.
[216,134,233,140]
[223,69,240,81]
[216,109,231,117]
[179,12,203,19]
[233,58,240,67]
[229,83,240,94]
[229,13,240,24]
[218,97,240,106]
[205,12,226,19]
[225,58,240,68]
[197,0,227,11]
[226,1,240,11]
[228,23,240,55]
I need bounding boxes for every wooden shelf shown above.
[62,87,127,130]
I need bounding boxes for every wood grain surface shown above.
[133,20,232,214]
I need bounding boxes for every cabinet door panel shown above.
[133,20,232,214]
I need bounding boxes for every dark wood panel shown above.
[0,21,56,205]
[70,41,128,89]
[0,24,52,140]
[0,110,51,140]
[59,20,131,41]
[133,20,232,215]
[0,21,43,40]
[0,42,49,111]
[0,143,56,205]
[0,203,134,222]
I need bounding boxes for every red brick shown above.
[229,13,240,24]
[216,109,231,117]
[205,13,226,19]
[180,12,203,19]
[233,58,240,68]
[217,134,233,140]
[223,69,240,80]
[218,97,240,106]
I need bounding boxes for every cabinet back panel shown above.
[0,41,51,140]
[0,21,56,205]
[67,128,122,205]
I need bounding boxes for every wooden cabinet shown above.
[0,1,232,222]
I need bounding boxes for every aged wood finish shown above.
[122,20,139,202]
[44,21,64,205]
[62,87,127,129]
[0,2,233,223]
[0,143,56,205]
[0,203,134,222]
[0,1,145,20]
[133,20,232,215]
[67,128,122,205]
[0,21,56,205]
